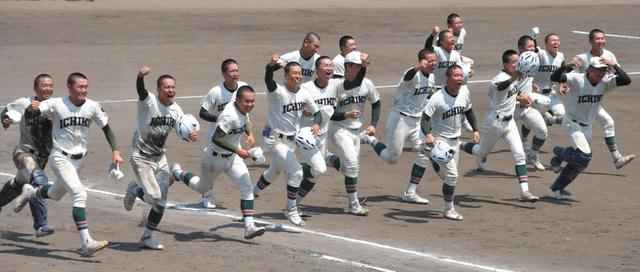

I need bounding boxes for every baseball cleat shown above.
[13,183,34,213]
[543,111,553,126]
[401,191,429,204]
[284,206,305,226]
[614,154,635,169]
[518,191,540,202]
[123,181,138,211]
[169,163,182,185]
[550,156,563,173]
[347,200,369,216]
[244,224,266,240]
[476,157,487,171]
[80,239,109,257]
[444,208,463,221]
[202,192,216,209]
[35,224,55,238]
[527,154,545,171]
[552,189,570,200]
[140,235,164,250]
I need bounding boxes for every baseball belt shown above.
[542,88,552,94]
[211,150,233,158]
[277,133,295,141]
[571,119,588,127]
[61,150,86,160]
[496,114,513,122]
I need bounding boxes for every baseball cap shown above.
[589,57,608,68]
[344,51,362,65]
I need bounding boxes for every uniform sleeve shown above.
[366,80,380,104]
[305,92,320,114]
[93,103,109,128]
[200,89,216,113]
[38,99,54,119]
[216,114,233,134]
[6,97,28,114]
[423,95,437,118]
[564,72,580,91]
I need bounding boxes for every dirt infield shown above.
[1,1,639,271]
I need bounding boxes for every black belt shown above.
[399,111,419,118]
[542,88,552,94]
[212,150,233,158]
[572,119,588,127]
[62,151,85,160]
[497,114,513,122]
[278,133,295,141]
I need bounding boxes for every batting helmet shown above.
[294,127,317,150]
[430,141,455,165]
[516,51,539,74]
[175,114,200,142]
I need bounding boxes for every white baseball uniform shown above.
[6,97,52,174]
[532,49,565,116]
[201,81,248,140]
[433,46,462,87]
[423,86,472,186]
[515,69,548,146]
[278,50,319,83]
[38,96,109,207]
[328,78,380,178]
[332,54,346,78]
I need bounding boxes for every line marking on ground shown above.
[572,30,640,40]
[0,171,515,272]
[318,254,397,272]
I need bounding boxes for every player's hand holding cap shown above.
[589,57,608,68]
[108,162,124,181]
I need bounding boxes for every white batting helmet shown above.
[430,141,455,165]
[294,127,317,150]
[516,51,539,74]
[248,147,266,164]
[175,114,200,142]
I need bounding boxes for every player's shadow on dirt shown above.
[0,232,99,262]
[248,164,269,169]
[538,196,580,205]
[159,223,255,245]
[353,194,406,204]
[383,208,441,223]
[462,169,542,179]
[431,194,537,209]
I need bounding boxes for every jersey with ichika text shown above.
[299,79,340,134]
[278,50,320,83]
[489,71,520,117]
[201,80,248,140]
[423,86,472,139]
[266,84,319,136]
[332,77,380,130]
[210,102,249,155]
[563,72,618,124]
[393,68,436,117]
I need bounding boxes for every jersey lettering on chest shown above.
[538,65,558,73]
[302,69,315,77]
[149,116,176,127]
[315,97,336,106]
[454,44,463,51]
[217,102,229,112]
[227,126,245,135]
[507,88,518,98]
[578,94,603,104]
[338,95,366,107]
[438,61,456,69]
[441,106,466,120]
[414,86,433,96]
[282,102,306,113]
[59,116,91,129]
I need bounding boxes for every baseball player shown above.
[425,26,475,132]
[252,56,322,226]
[177,85,266,239]
[296,55,368,215]
[332,35,357,79]
[442,13,473,64]
[121,66,198,250]
[276,32,321,84]
[571,29,635,169]
[548,56,631,199]
[515,35,548,171]
[459,50,540,202]
[531,33,566,126]
[325,51,378,216]
[15,72,123,257]
[420,65,480,220]
[361,48,437,204]
[0,74,55,237]
[198,59,248,209]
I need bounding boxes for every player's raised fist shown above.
[138,66,151,77]
[270,54,279,66]
[360,52,369,67]
[431,26,440,36]
[567,59,582,69]
[28,100,40,112]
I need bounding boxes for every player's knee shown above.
[534,127,548,139]
[71,189,87,207]
[571,149,592,171]
[514,152,526,165]
[444,177,458,187]
[414,154,430,168]
[287,170,304,188]
[381,150,401,164]
[311,163,327,178]
[343,160,359,178]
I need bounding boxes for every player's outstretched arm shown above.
[550,62,571,83]
[101,124,124,164]
[464,109,480,143]
[136,66,151,101]
[612,65,631,86]
[199,107,217,122]
[424,26,439,50]
[265,54,279,93]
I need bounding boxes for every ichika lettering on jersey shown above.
[282,102,307,113]
[438,61,457,69]
[537,65,558,73]
[414,86,433,96]
[149,116,176,127]
[578,94,603,104]
[338,95,366,107]
[59,116,91,129]
[441,106,466,119]
[315,97,336,106]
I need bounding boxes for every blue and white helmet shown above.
[516,51,539,74]
[430,141,455,165]
[294,126,317,150]
[175,114,200,142]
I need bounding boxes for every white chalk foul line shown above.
[572,30,640,40]
[318,255,397,272]
[0,171,513,272]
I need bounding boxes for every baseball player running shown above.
[420,65,480,221]
[198,59,248,209]
[361,48,437,204]
[459,50,540,202]
[332,35,357,79]
[1,74,55,237]
[177,85,266,239]
[532,32,566,126]
[515,35,548,171]
[548,56,631,199]
[15,72,124,257]
[252,56,322,226]
[325,51,378,216]
[122,66,198,250]
[572,29,635,169]
[277,32,321,84]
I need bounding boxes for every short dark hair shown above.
[33,74,52,89]
[437,30,452,46]
[339,35,354,48]
[304,32,320,43]
[221,59,238,73]
[67,72,87,86]
[284,62,301,73]
[446,13,460,25]
[589,28,604,41]
[517,35,534,49]
[315,56,332,68]
[544,33,558,43]
[157,74,175,87]
[418,48,435,61]
[445,64,462,77]
[236,85,255,100]
[502,49,518,64]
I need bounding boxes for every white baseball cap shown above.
[344,51,362,65]
[589,57,608,69]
